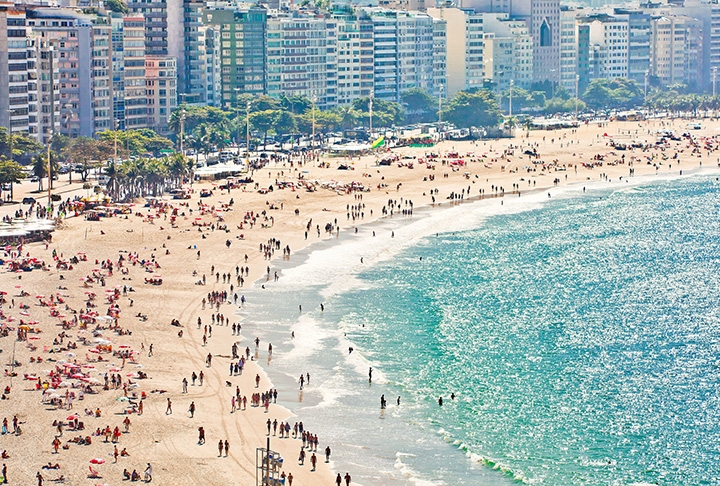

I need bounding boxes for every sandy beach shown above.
[1,117,719,486]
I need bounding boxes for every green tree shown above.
[274,110,297,138]
[443,90,501,129]
[32,154,48,191]
[332,105,361,130]
[280,95,312,115]
[402,88,436,123]
[250,110,280,148]
[105,0,129,13]
[0,158,24,201]
[0,127,43,159]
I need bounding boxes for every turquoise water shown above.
[242,173,720,486]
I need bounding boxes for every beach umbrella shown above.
[48,393,61,399]
[67,414,79,421]
[89,458,105,465]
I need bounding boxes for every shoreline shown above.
[1,119,719,485]
[237,166,720,486]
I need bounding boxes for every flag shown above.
[371,136,385,149]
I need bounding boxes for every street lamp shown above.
[368,92,373,139]
[246,101,250,166]
[575,74,580,120]
[311,95,317,155]
[438,84,443,140]
[509,79,514,119]
[234,88,242,157]
[179,108,186,155]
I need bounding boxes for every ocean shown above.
[240,171,720,486]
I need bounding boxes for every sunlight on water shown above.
[242,174,720,486]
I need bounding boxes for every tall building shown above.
[427,7,486,96]
[482,12,533,91]
[145,55,176,134]
[27,32,61,143]
[127,0,203,104]
[26,7,113,138]
[432,16,446,96]
[650,14,703,88]
[0,3,31,135]
[559,7,578,94]
[202,4,267,107]
[586,14,628,81]
[121,15,147,129]
[203,25,222,107]
[334,10,374,106]
[530,0,560,84]
[266,11,338,108]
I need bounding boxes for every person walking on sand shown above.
[336,473,342,486]
[345,472,352,485]
[298,448,305,465]
[36,472,43,486]
[310,452,317,471]
[218,440,223,457]
[166,398,172,415]
[188,401,195,418]
[144,463,152,482]
[325,446,331,463]
[182,378,188,393]
[287,472,293,486]
[198,427,205,445]
[52,437,60,454]
[224,440,229,457]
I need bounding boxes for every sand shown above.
[0,117,718,486]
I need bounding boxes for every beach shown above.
[1,117,719,486]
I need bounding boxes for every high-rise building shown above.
[334,10,374,106]
[651,14,703,88]
[26,7,113,138]
[427,7,486,96]
[145,55,176,134]
[0,4,32,135]
[202,4,267,107]
[121,15,147,129]
[203,25,222,107]
[266,11,338,108]
[482,12,533,91]
[530,0,560,84]
[585,14,628,81]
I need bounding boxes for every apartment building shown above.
[0,4,32,135]
[26,8,113,138]
[334,11,374,106]
[651,14,703,87]
[266,11,338,108]
[583,14,628,81]
[145,55,176,135]
[482,12,533,91]
[202,4,267,107]
[427,7,486,96]
[121,15,147,129]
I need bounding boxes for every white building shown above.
[266,11,338,108]
[587,15,628,81]
[427,7,486,96]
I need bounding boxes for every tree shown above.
[0,158,24,201]
[33,154,47,191]
[402,88,435,123]
[105,0,128,13]
[352,97,405,126]
[274,110,297,138]
[443,90,501,129]
[68,137,111,182]
[332,105,361,130]
[250,110,280,147]
[280,95,312,115]
[0,127,43,160]
[582,78,643,111]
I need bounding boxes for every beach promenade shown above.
[0,117,717,485]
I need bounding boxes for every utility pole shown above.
[509,79,514,119]
[575,74,580,120]
[179,108,186,155]
[438,84,443,140]
[47,41,55,205]
[246,101,250,166]
[311,95,316,156]
[369,92,373,139]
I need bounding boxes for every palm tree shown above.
[33,154,47,191]
[333,105,360,130]
[104,160,121,200]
